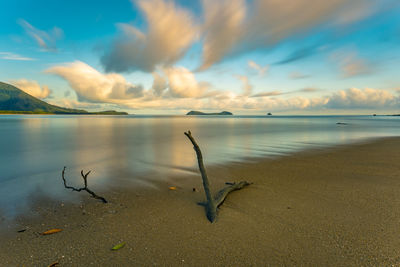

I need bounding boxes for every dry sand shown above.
[1,137,400,266]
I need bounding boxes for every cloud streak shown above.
[289,71,310,80]
[199,0,376,70]
[0,52,35,61]
[251,87,320,98]
[274,46,317,65]
[251,91,282,98]
[101,0,198,73]
[331,50,371,77]
[248,60,269,76]
[200,0,246,70]
[18,19,63,52]
[98,0,391,73]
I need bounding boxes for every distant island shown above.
[186,110,233,116]
[0,81,128,115]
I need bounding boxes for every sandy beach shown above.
[1,137,400,266]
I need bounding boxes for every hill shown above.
[186,110,233,115]
[0,81,127,115]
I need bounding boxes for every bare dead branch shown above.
[214,181,251,208]
[61,167,107,203]
[184,130,217,222]
[184,130,251,222]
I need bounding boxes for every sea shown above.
[0,114,399,216]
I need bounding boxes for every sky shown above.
[0,0,400,115]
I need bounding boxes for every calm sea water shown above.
[0,115,399,216]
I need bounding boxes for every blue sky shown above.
[0,0,400,114]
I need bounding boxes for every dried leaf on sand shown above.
[40,229,63,235]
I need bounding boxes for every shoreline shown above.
[0,112,129,115]
[1,137,400,266]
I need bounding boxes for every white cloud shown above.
[46,61,398,113]
[151,72,168,96]
[236,75,252,96]
[326,88,397,108]
[18,19,63,52]
[47,62,215,106]
[248,60,269,76]
[248,88,397,110]
[153,87,396,112]
[163,66,210,98]
[46,61,143,103]
[101,0,198,73]
[9,79,52,99]
[0,52,35,61]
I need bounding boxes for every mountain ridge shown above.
[0,81,127,115]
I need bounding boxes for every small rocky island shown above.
[186,110,233,116]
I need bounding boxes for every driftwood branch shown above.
[184,130,217,222]
[214,181,251,208]
[61,167,107,203]
[184,131,251,222]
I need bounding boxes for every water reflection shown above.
[0,115,399,216]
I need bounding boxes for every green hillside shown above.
[0,81,127,115]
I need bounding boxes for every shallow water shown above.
[0,114,399,216]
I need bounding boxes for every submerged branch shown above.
[61,167,107,203]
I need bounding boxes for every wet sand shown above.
[1,137,400,266]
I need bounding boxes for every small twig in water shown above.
[61,166,107,203]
